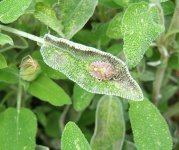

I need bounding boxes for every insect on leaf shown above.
[40,34,143,101]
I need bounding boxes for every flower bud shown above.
[20,55,41,81]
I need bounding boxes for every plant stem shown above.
[165,0,179,48]
[0,91,15,105]
[59,106,70,131]
[0,24,44,44]
[17,80,23,113]
[152,0,169,104]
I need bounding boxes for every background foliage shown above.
[0,0,178,150]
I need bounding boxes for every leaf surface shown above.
[0,33,13,45]
[129,99,172,150]
[34,2,64,37]
[59,0,98,38]
[28,74,71,106]
[40,34,143,101]
[0,54,7,69]
[90,95,125,150]
[61,122,91,150]
[106,13,123,39]
[0,0,32,23]
[73,84,94,111]
[0,108,37,150]
[121,2,164,68]
[0,66,19,84]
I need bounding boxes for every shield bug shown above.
[88,61,116,81]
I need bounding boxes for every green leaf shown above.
[106,43,123,56]
[27,74,71,106]
[161,1,175,16]
[0,53,7,69]
[32,51,67,80]
[106,13,123,39]
[44,111,61,138]
[0,66,19,84]
[59,0,98,39]
[73,84,94,111]
[40,34,143,101]
[121,2,164,68]
[0,108,37,150]
[99,0,119,8]
[36,145,49,150]
[129,99,172,150]
[113,0,129,7]
[168,53,179,70]
[61,121,91,150]
[74,23,110,47]
[90,95,125,150]
[139,70,155,81]
[0,33,13,45]
[34,2,64,37]
[0,0,32,23]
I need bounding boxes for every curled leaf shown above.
[40,34,143,101]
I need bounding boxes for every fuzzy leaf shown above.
[0,108,37,150]
[129,99,172,150]
[0,33,13,46]
[34,2,64,37]
[59,0,98,39]
[90,95,125,150]
[0,0,32,23]
[121,2,164,68]
[40,34,143,101]
[106,13,123,39]
[27,74,71,106]
[61,122,91,150]
[73,84,94,111]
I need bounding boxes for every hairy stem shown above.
[59,106,70,131]
[0,24,44,44]
[152,0,169,104]
[17,80,23,113]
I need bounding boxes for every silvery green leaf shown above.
[40,34,143,101]
[90,95,125,150]
[34,2,64,37]
[61,122,91,150]
[129,99,172,150]
[0,108,37,150]
[121,2,164,68]
[58,0,98,39]
[106,13,123,39]
[0,0,32,23]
